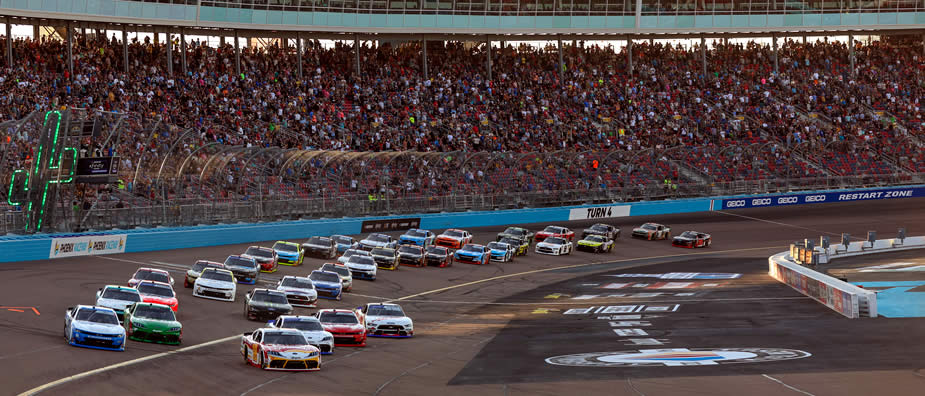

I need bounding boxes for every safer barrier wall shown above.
[1,185,921,263]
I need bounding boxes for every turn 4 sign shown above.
[569,205,630,221]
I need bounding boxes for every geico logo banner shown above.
[777,197,799,204]
[726,200,746,208]
[751,198,772,206]
[804,195,826,203]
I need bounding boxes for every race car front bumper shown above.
[368,325,414,338]
[330,332,366,347]
[284,293,318,307]
[399,256,423,266]
[193,286,235,301]
[129,329,181,345]
[454,255,484,264]
[264,356,320,371]
[277,255,302,265]
[576,244,602,252]
[315,286,342,300]
[70,330,125,351]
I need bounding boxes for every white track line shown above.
[762,374,817,396]
[19,336,238,396]
[21,244,782,395]
[714,210,846,238]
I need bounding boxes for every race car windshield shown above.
[405,229,427,237]
[306,237,330,245]
[191,261,221,272]
[543,226,563,233]
[443,230,464,238]
[245,247,274,258]
[320,264,350,277]
[76,309,119,325]
[504,228,525,236]
[367,234,389,243]
[137,283,174,298]
[367,305,405,316]
[273,243,298,252]
[487,242,507,250]
[642,224,657,230]
[134,305,177,321]
[348,256,376,266]
[461,245,482,252]
[201,270,233,282]
[545,237,566,245]
[310,272,340,283]
[263,333,308,345]
[398,246,421,255]
[590,224,610,231]
[226,256,257,269]
[500,238,522,246]
[425,246,447,255]
[134,270,170,284]
[680,231,699,238]
[101,288,141,302]
[281,278,314,289]
[319,312,359,324]
[282,319,324,332]
[586,235,606,243]
[332,236,353,244]
[252,291,289,304]
[371,248,395,258]
[345,249,369,258]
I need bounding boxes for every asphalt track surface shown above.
[3,198,925,396]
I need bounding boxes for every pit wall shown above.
[768,236,925,318]
[2,184,923,263]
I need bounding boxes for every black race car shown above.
[424,246,453,268]
[497,227,534,243]
[582,223,620,240]
[301,236,337,259]
[397,245,425,267]
[243,288,293,321]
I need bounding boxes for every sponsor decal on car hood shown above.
[96,298,135,311]
[196,278,234,289]
[74,321,124,335]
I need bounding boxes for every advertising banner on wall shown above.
[49,234,127,259]
[717,186,925,210]
[769,260,858,318]
[360,218,421,233]
[568,205,631,221]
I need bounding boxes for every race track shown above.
[3,198,925,396]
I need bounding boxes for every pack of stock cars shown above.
[66,221,711,371]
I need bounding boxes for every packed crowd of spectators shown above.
[0,32,923,211]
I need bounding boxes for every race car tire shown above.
[336,293,342,301]
[259,351,268,369]
[244,350,249,365]
[184,278,191,288]
[707,239,711,247]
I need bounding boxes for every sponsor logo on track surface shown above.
[545,348,811,367]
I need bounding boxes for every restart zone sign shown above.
[716,186,925,210]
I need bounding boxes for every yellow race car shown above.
[499,237,529,256]
[273,241,304,266]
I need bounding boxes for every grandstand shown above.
[0,1,923,233]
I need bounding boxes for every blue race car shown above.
[331,235,358,253]
[486,241,515,262]
[399,229,436,247]
[453,244,491,265]
[224,255,259,284]
[309,270,343,300]
[64,305,126,351]
[272,241,304,266]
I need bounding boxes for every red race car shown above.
[317,309,367,347]
[434,229,472,250]
[242,246,279,273]
[534,225,575,243]
[671,231,712,248]
[135,280,179,312]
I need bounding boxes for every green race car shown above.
[123,302,182,345]
[499,237,530,256]
[577,235,615,253]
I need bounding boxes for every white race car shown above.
[64,305,126,351]
[535,237,573,256]
[359,303,414,338]
[358,233,397,251]
[344,255,377,281]
[241,328,320,371]
[275,276,319,308]
[268,315,335,355]
[337,248,371,265]
[192,268,237,302]
[95,285,142,323]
